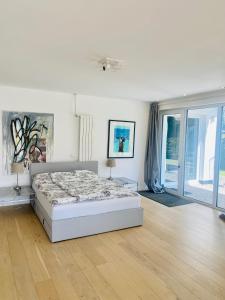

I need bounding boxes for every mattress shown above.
[33,183,141,221]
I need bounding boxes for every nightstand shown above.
[0,186,35,207]
[112,177,138,191]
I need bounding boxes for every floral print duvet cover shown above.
[33,170,139,206]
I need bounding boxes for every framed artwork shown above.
[2,111,54,174]
[107,120,136,158]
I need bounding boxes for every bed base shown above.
[30,161,143,242]
[31,198,144,242]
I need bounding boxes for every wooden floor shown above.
[1,198,225,300]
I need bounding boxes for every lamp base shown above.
[14,186,21,192]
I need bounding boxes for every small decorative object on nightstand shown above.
[0,186,35,207]
[113,177,138,192]
[11,163,24,192]
[106,159,116,180]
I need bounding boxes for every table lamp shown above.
[11,163,24,191]
[106,159,116,180]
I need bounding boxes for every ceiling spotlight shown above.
[102,61,111,71]
[98,57,124,72]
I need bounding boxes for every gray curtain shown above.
[144,102,164,193]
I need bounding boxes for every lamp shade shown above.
[11,163,24,174]
[106,159,116,168]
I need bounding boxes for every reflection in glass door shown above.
[217,107,225,209]
[184,107,218,204]
[161,114,181,192]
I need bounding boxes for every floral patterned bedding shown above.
[33,170,139,206]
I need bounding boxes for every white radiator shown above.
[78,114,93,161]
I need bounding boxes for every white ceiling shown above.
[0,0,225,101]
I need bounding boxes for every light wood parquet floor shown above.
[1,197,225,300]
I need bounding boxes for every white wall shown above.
[0,86,149,189]
[0,86,75,187]
[76,95,149,190]
[159,89,225,111]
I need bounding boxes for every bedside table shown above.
[112,177,138,191]
[0,186,35,207]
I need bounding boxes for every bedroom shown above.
[0,1,225,299]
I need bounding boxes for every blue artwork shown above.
[108,120,135,158]
[113,126,130,153]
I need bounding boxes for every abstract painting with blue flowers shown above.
[108,120,135,158]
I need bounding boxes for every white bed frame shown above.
[30,161,143,242]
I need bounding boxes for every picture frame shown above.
[2,111,54,174]
[107,120,136,158]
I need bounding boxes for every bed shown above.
[30,161,143,242]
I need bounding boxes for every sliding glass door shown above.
[161,113,183,194]
[184,107,218,205]
[217,107,225,209]
[160,105,225,210]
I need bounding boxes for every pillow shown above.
[33,172,50,180]
[75,170,97,176]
